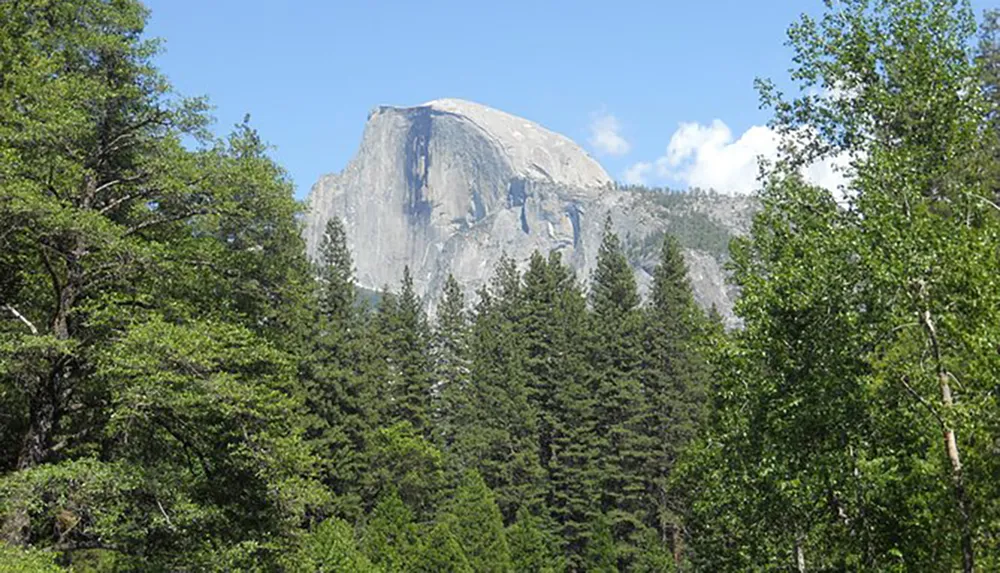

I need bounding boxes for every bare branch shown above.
[155,498,174,529]
[94,172,151,206]
[3,304,38,335]
[968,191,1000,213]
[98,185,159,215]
[101,173,211,216]
[93,179,121,196]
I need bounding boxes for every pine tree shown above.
[433,275,471,450]
[530,253,599,569]
[411,521,473,573]
[306,216,373,519]
[583,512,618,573]
[442,470,512,573]
[362,421,446,520]
[290,517,378,573]
[642,234,709,557]
[588,217,651,565]
[381,267,435,434]
[317,217,356,323]
[458,255,545,521]
[521,252,562,475]
[507,506,564,573]
[370,285,399,425]
[360,488,419,572]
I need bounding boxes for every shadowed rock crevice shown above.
[404,107,433,225]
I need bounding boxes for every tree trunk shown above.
[795,534,806,573]
[939,370,975,573]
[16,379,57,470]
[15,225,84,470]
[671,522,684,567]
[922,309,975,573]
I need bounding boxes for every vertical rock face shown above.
[304,99,749,324]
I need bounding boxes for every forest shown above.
[2,0,1000,571]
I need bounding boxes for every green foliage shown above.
[381,267,435,434]
[433,275,471,450]
[317,217,356,324]
[441,470,512,572]
[583,513,618,573]
[17,1,1000,570]
[306,215,374,520]
[360,488,418,572]
[410,521,472,573]
[684,1,1000,571]
[0,1,319,569]
[455,255,545,521]
[642,234,710,552]
[507,507,564,573]
[0,544,62,573]
[288,517,378,573]
[632,529,677,573]
[524,253,598,568]
[362,422,445,519]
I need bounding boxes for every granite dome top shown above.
[369,98,614,190]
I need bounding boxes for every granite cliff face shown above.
[304,99,750,324]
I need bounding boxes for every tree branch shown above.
[899,375,944,427]
[98,184,158,215]
[124,208,213,237]
[95,110,169,165]
[3,304,38,335]
[155,498,174,529]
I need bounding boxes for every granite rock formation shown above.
[304,99,751,325]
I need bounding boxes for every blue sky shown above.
[144,0,998,199]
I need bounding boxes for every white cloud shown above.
[632,119,848,195]
[622,161,652,185]
[588,113,631,156]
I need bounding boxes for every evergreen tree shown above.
[306,216,373,520]
[381,267,435,434]
[362,421,446,520]
[583,513,618,573]
[317,217,356,323]
[458,256,545,521]
[642,234,709,558]
[369,285,399,425]
[442,470,512,573]
[411,521,473,573]
[535,254,599,569]
[521,252,563,476]
[433,275,471,450]
[507,507,564,573]
[520,250,596,566]
[289,517,378,573]
[588,217,652,565]
[360,487,419,572]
